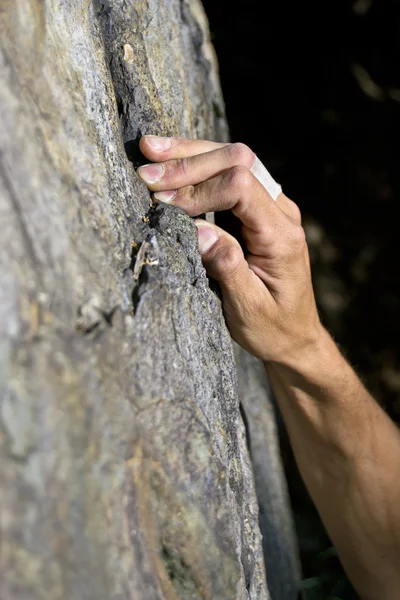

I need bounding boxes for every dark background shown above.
[202,0,400,597]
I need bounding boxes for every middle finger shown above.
[158,166,281,236]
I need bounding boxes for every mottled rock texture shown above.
[0,1,299,599]
[236,348,301,600]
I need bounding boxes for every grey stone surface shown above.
[236,347,302,600]
[0,1,273,598]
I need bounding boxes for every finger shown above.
[195,219,269,302]
[276,194,302,223]
[245,220,307,287]
[250,156,282,201]
[137,142,255,191]
[156,165,280,235]
[139,135,228,163]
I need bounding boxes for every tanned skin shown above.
[137,135,400,600]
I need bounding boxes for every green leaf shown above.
[319,546,339,562]
[301,577,323,590]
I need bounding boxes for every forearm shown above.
[266,327,400,600]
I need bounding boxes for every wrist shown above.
[264,325,347,393]
[264,323,371,421]
[266,322,331,371]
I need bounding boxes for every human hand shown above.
[137,136,322,365]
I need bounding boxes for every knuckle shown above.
[173,157,189,179]
[227,165,253,193]
[226,142,255,166]
[214,243,243,277]
[182,184,195,199]
[180,185,197,211]
[287,199,302,223]
[178,183,194,200]
[285,223,306,253]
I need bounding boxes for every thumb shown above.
[195,219,253,293]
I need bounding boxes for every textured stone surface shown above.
[0,1,271,598]
[236,347,302,600]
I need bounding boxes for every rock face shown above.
[236,348,301,600]
[0,1,299,599]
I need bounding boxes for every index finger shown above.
[139,136,228,162]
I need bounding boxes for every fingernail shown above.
[195,221,218,254]
[137,163,164,184]
[144,136,171,151]
[153,190,177,204]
